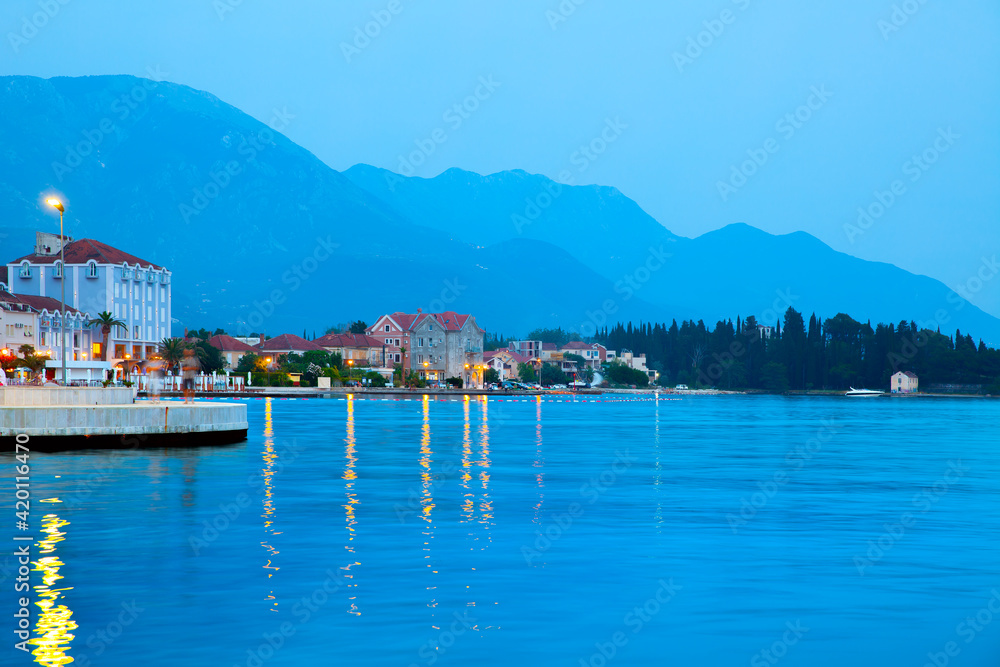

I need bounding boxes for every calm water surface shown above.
[4,394,1000,666]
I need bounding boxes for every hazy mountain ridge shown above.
[0,74,997,342]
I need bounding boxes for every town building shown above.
[5,232,172,364]
[891,371,919,393]
[484,349,532,381]
[314,333,386,367]
[206,334,257,370]
[508,339,543,359]
[0,288,103,382]
[367,310,484,387]
[256,334,324,365]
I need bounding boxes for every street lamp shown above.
[347,359,354,383]
[46,197,67,386]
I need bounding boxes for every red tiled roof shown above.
[542,342,557,350]
[486,349,531,364]
[10,238,163,270]
[0,291,84,316]
[256,333,324,352]
[370,311,476,333]
[207,334,256,352]
[560,341,593,350]
[314,333,384,348]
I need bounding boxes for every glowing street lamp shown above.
[45,197,67,386]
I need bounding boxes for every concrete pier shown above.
[0,387,247,451]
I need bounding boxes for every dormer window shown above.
[86,261,98,278]
[18,262,31,278]
[53,261,63,279]
[384,324,390,332]
[121,263,131,281]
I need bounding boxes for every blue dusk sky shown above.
[3,0,999,315]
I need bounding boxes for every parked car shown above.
[675,384,689,390]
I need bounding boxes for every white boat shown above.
[845,387,883,397]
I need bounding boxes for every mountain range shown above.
[1,74,997,344]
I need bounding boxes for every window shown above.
[161,309,165,323]
[385,338,391,345]
[147,306,152,319]
[86,262,98,278]
[114,282,120,298]
[147,286,152,299]
[384,324,390,332]
[53,261,63,278]
[18,262,30,278]
[133,325,140,340]
[418,338,424,347]
[395,339,400,346]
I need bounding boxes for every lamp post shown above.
[45,197,67,386]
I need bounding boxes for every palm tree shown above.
[85,311,126,361]
[399,345,408,387]
[158,337,186,373]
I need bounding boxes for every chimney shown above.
[35,231,72,257]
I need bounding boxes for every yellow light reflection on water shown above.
[28,513,76,666]
[420,396,438,611]
[477,399,493,537]
[261,397,280,611]
[460,399,474,524]
[343,395,361,615]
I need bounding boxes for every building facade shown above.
[891,371,918,393]
[367,310,484,387]
[314,333,385,367]
[5,232,171,363]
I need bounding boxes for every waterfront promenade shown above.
[0,386,247,450]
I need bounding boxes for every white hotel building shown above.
[4,232,172,367]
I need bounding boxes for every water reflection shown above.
[460,398,474,525]
[420,396,437,613]
[261,397,280,612]
[29,513,76,666]
[343,395,360,615]
[532,397,544,527]
[477,398,493,540]
[654,397,663,532]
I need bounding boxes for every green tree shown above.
[517,362,537,383]
[483,367,500,384]
[349,320,368,334]
[760,362,790,393]
[193,339,225,374]
[85,311,126,361]
[540,363,568,386]
[158,338,186,372]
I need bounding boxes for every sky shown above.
[3,0,999,316]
